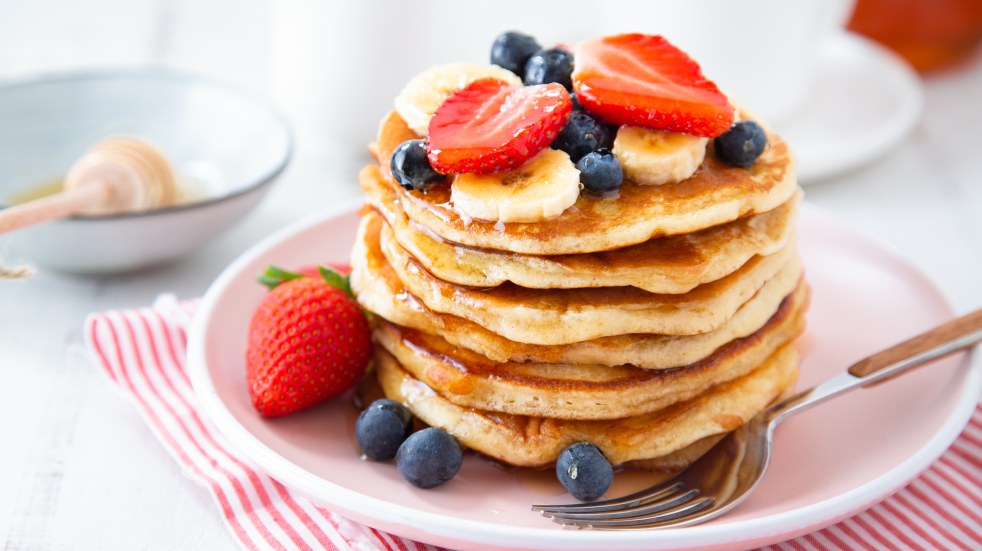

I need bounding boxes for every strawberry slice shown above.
[572,34,734,138]
[427,79,572,174]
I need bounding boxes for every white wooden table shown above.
[1,2,980,549]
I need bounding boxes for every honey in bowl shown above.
[7,179,64,205]
[6,173,206,211]
[849,0,982,71]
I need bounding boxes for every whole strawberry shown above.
[247,265,371,417]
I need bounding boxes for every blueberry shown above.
[396,427,463,489]
[491,31,542,76]
[553,112,614,162]
[524,48,575,90]
[576,150,623,195]
[556,442,613,501]
[355,399,413,460]
[390,139,446,191]
[713,121,768,167]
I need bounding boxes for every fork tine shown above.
[544,489,700,521]
[553,497,715,529]
[531,480,683,513]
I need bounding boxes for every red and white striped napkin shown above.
[85,298,981,551]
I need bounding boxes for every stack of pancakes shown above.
[350,110,808,470]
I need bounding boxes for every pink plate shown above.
[188,201,981,551]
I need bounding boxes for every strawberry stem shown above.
[258,265,305,289]
[257,264,354,297]
[318,266,353,297]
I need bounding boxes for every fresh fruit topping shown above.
[427,79,572,174]
[396,427,463,489]
[572,34,734,137]
[714,121,768,167]
[356,399,413,460]
[524,48,575,90]
[490,31,542,76]
[395,63,522,135]
[390,139,446,191]
[246,265,371,417]
[451,148,580,223]
[552,111,614,162]
[612,126,708,186]
[576,149,623,195]
[556,442,613,501]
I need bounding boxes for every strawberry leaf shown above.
[318,266,353,297]
[258,264,353,296]
[258,265,305,290]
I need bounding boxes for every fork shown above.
[532,308,982,529]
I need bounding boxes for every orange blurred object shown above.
[848,0,982,71]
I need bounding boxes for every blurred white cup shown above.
[270,0,577,151]
[271,0,855,153]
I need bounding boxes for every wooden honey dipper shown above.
[0,137,177,234]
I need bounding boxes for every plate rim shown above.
[188,200,981,550]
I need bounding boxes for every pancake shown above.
[372,285,807,420]
[625,434,727,473]
[365,110,798,255]
[374,178,800,293]
[352,230,810,368]
[362,213,803,344]
[375,341,800,467]
[355,366,729,473]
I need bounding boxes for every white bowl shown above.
[0,70,292,273]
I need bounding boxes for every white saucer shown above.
[777,32,924,184]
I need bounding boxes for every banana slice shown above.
[395,63,522,136]
[612,126,708,186]
[451,149,580,223]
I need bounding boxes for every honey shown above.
[5,173,206,210]
[7,179,64,205]
[849,0,982,71]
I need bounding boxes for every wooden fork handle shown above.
[848,308,982,378]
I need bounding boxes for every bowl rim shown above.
[0,68,294,221]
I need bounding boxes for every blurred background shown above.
[1,1,981,548]
[1,0,980,280]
